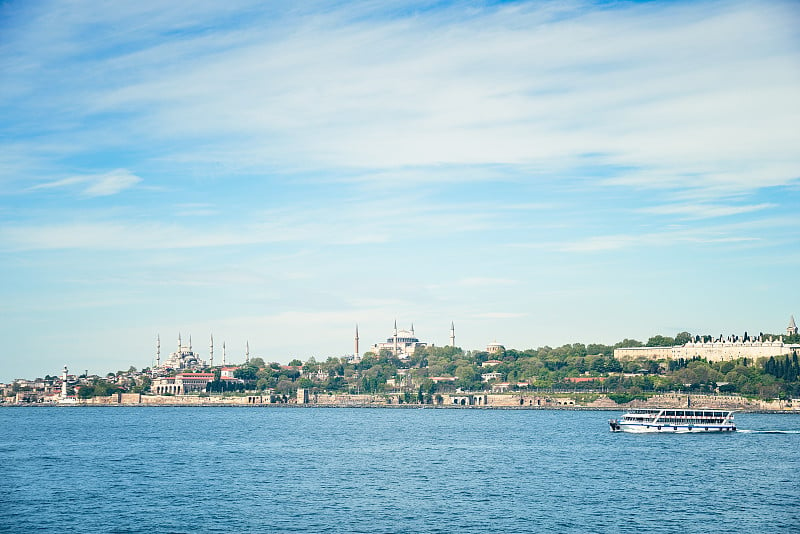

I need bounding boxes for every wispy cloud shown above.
[29,169,142,197]
[558,231,761,253]
[639,202,775,220]
[4,1,798,197]
[0,195,496,251]
[174,203,218,217]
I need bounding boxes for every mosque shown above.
[363,321,457,360]
[155,334,205,370]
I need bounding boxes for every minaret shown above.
[61,365,68,398]
[788,316,798,336]
[189,335,192,351]
[393,320,398,356]
[246,341,250,363]
[209,334,214,367]
[411,323,415,336]
[156,334,161,367]
[354,324,360,361]
[178,333,182,353]
[450,321,455,347]
[222,341,226,365]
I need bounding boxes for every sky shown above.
[1,0,799,381]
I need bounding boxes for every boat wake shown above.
[737,429,800,434]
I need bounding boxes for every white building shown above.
[369,322,428,359]
[615,318,800,363]
[152,373,215,395]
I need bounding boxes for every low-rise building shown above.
[151,373,215,395]
[220,367,238,379]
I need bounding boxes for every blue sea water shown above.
[1,407,799,533]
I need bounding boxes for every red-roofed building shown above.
[429,376,456,384]
[564,376,607,383]
[220,367,238,379]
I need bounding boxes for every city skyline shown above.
[1,0,799,382]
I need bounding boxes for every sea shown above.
[2,407,799,533]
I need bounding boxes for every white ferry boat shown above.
[609,409,736,433]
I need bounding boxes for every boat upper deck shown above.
[621,409,734,425]
[626,409,732,417]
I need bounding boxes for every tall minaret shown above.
[189,335,192,351]
[156,334,161,367]
[354,324,360,361]
[450,321,455,347]
[209,334,214,367]
[411,323,415,336]
[222,341,226,365]
[61,365,68,398]
[393,320,398,356]
[178,333,182,352]
[246,341,250,363]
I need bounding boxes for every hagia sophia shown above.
[361,321,457,360]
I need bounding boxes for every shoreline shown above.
[2,403,799,414]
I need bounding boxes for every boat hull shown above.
[610,421,735,433]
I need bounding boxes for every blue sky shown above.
[1,0,798,381]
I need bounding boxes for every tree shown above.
[275,379,295,395]
[249,357,266,368]
[132,376,151,393]
[614,339,643,348]
[297,378,314,389]
[674,332,692,345]
[288,359,302,367]
[234,366,258,380]
[646,335,675,347]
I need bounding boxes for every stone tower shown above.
[788,315,798,336]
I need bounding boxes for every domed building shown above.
[368,322,428,359]
[486,341,505,354]
[158,334,205,370]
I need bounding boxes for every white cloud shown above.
[82,170,142,197]
[558,229,762,253]
[29,169,142,197]
[0,194,496,251]
[5,1,797,198]
[639,203,775,220]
